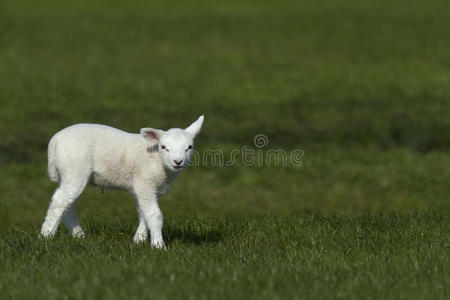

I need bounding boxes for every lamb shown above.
[40,115,204,248]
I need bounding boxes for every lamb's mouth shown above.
[173,165,182,170]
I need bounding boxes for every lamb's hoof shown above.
[70,231,86,239]
[133,234,148,244]
[38,230,54,239]
[151,241,167,250]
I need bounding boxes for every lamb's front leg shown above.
[134,188,165,249]
[133,215,148,243]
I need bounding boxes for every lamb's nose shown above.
[174,160,183,165]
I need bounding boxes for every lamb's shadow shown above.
[164,222,224,245]
[80,218,224,246]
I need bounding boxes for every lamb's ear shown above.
[185,115,204,138]
[140,128,164,141]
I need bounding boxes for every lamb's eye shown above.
[186,145,193,151]
[161,145,166,150]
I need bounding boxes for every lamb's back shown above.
[54,124,139,168]
[53,124,150,190]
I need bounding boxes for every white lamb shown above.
[40,115,204,248]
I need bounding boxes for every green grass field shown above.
[0,0,449,299]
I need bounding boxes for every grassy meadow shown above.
[0,0,449,299]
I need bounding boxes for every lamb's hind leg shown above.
[62,203,85,238]
[41,178,87,238]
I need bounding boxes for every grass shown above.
[0,0,449,299]
[1,212,448,299]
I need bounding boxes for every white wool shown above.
[41,115,204,248]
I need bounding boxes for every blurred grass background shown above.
[0,0,449,225]
[1,1,449,299]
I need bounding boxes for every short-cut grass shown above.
[0,0,449,299]
[1,212,448,299]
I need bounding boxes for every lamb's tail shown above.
[47,135,60,183]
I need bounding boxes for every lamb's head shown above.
[140,115,204,172]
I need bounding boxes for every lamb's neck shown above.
[163,167,181,185]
